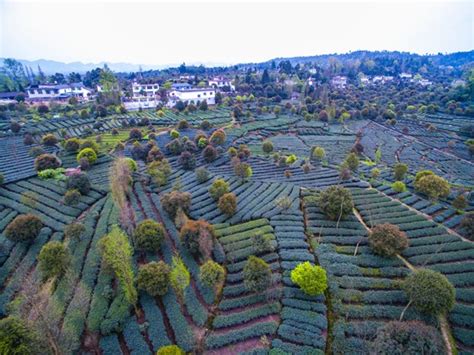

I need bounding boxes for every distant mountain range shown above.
[2,50,473,75]
[1,58,231,74]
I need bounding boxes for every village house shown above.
[168,88,216,107]
[372,75,394,84]
[172,83,193,91]
[26,82,92,101]
[208,77,235,91]
[132,82,160,98]
[331,76,347,89]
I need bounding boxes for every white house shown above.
[69,82,92,100]
[172,83,193,91]
[132,82,159,98]
[331,76,347,89]
[27,84,72,100]
[359,76,370,85]
[208,77,235,91]
[372,75,394,84]
[123,97,160,110]
[168,88,216,107]
[399,73,413,80]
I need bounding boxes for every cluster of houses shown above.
[0,76,235,111]
[306,73,433,89]
[123,76,234,110]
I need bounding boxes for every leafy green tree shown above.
[66,173,91,195]
[5,214,43,243]
[393,163,408,181]
[368,223,408,257]
[233,161,253,182]
[35,154,60,172]
[0,316,41,355]
[136,261,171,297]
[99,226,137,307]
[290,262,327,296]
[218,193,237,216]
[38,241,70,281]
[262,140,274,154]
[133,219,165,252]
[77,148,97,164]
[64,223,85,241]
[243,256,272,293]
[344,152,359,172]
[391,181,406,193]
[402,269,455,315]
[414,173,450,200]
[160,191,191,218]
[179,220,215,260]
[209,179,229,200]
[199,260,225,290]
[170,255,190,301]
[373,321,446,354]
[311,146,326,161]
[318,186,354,221]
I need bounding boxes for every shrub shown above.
[233,161,253,182]
[0,316,40,355]
[66,173,91,194]
[373,321,446,354]
[368,223,409,257]
[129,128,142,140]
[177,119,189,130]
[64,189,81,206]
[166,138,183,155]
[262,140,274,154]
[133,219,165,252]
[179,220,215,260]
[414,174,450,200]
[202,145,218,162]
[452,194,468,210]
[64,222,86,241]
[156,345,185,355]
[37,104,49,114]
[147,146,163,162]
[35,153,60,171]
[218,193,237,216]
[290,262,327,296]
[227,147,237,158]
[148,159,172,186]
[136,261,171,297]
[371,168,381,179]
[393,163,408,181]
[0,173,3,185]
[414,170,434,183]
[460,212,474,240]
[169,130,181,141]
[285,154,297,165]
[79,139,100,153]
[10,121,21,133]
[210,129,226,145]
[243,256,272,293]
[179,151,196,170]
[200,260,225,289]
[42,133,58,146]
[200,120,211,130]
[344,152,359,171]
[38,241,70,280]
[302,162,311,173]
[209,179,229,200]
[318,186,353,221]
[311,146,326,161]
[23,134,34,145]
[29,146,45,158]
[161,191,192,218]
[169,255,190,300]
[391,181,406,193]
[252,233,274,253]
[195,167,210,183]
[5,214,43,243]
[402,269,455,315]
[77,148,97,164]
[65,138,81,152]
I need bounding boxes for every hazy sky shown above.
[1,0,472,66]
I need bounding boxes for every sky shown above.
[0,0,473,66]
